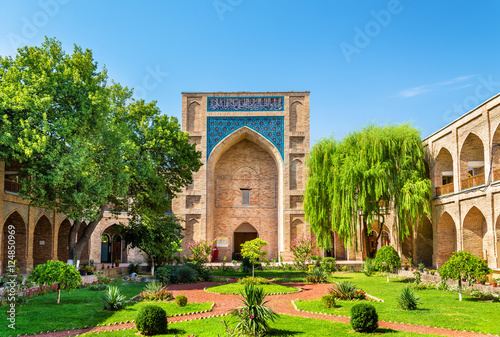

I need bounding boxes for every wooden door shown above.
[112,241,121,262]
[234,232,258,254]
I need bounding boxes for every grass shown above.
[206,282,300,295]
[212,268,308,279]
[0,281,211,335]
[80,314,443,336]
[295,272,500,335]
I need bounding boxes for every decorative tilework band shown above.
[207,96,284,111]
[207,116,284,161]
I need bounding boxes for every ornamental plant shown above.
[175,294,188,307]
[438,250,491,301]
[329,281,366,300]
[240,238,269,277]
[187,239,215,265]
[290,234,316,269]
[136,305,168,336]
[350,303,378,333]
[306,267,328,283]
[140,289,174,301]
[28,260,81,304]
[237,276,270,285]
[374,245,401,282]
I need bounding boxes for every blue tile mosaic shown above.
[207,96,284,111]
[207,116,284,161]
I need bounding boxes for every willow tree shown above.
[304,123,431,258]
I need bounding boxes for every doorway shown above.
[233,222,258,259]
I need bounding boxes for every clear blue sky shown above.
[1,1,500,144]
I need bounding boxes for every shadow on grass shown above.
[167,328,186,335]
[330,276,354,280]
[269,328,301,336]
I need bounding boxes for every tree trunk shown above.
[458,278,462,301]
[387,267,390,282]
[148,252,155,276]
[67,205,106,263]
[252,262,255,278]
[57,289,61,304]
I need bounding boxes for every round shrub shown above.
[321,294,336,308]
[136,305,168,335]
[171,266,198,284]
[175,294,188,307]
[350,303,378,333]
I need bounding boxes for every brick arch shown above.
[416,216,433,267]
[2,211,28,274]
[436,211,457,267]
[495,215,500,268]
[184,218,199,247]
[289,101,303,132]
[34,212,53,230]
[290,159,304,190]
[290,219,304,243]
[57,218,72,262]
[33,215,53,268]
[187,101,201,131]
[434,147,454,195]
[207,126,284,255]
[491,123,500,181]
[459,132,485,190]
[462,206,487,259]
[232,166,258,179]
[77,222,90,263]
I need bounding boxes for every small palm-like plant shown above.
[398,286,420,310]
[336,280,357,294]
[306,267,328,283]
[145,281,163,292]
[231,284,279,336]
[101,286,126,310]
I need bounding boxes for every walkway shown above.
[25,280,496,337]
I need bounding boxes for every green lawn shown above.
[206,282,300,295]
[212,269,308,279]
[80,314,443,336]
[0,281,211,336]
[295,273,500,335]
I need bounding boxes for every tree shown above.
[374,245,401,282]
[0,38,202,265]
[290,234,316,269]
[119,214,183,276]
[28,260,81,304]
[439,251,491,301]
[241,238,268,278]
[303,124,431,258]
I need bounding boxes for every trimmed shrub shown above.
[237,276,270,285]
[398,286,420,310]
[322,294,336,308]
[175,294,188,307]
[322,257,337,273]
[136,305,168,335]
[350,303,378,333]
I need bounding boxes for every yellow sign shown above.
[217,237,229,247]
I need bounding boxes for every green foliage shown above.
[231,284,279,336]
[304,124,431,254]
[175,295,188,307]
[237,277,271,285]
[170,266,198,284]
[128,262,141,274]
[439,250,491,301]
[398,286,420,310]
[322,294,336,308]
[239,257,262,274]
[187,240,215,265]
[135,305,168,336]
[187,262,213,281]
[101,286,126,311]
[362,258,376,276]
[145,281,163,293]
[322,257,337,273]
[140,289,173,301]
[89,283,107,291]
[0,38,202,262]
[350,303,379,333]
[290,234,316,269]
[241,238,269,277]
[413,271,421,284]
[374,245,401,281]
[28,260,81,304]
[329,281,366,300]
[306,267,328,283]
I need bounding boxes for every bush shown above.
[362,258,376,276]
[322,257,337,273]
[322,294,336,308]
[306,267,328,283]
[140,289,173,301]
[290,234,316,269]
[128,262,141,274]
[398,286,421,310]
[145,281,163,292]
[239,257,262,274]
[237,276,270,285]
[155,265,174,285]
[350,303,378,333]
[89,283,107,291]
[175,294,188,307]
[136,305,168,336]
[187,262,213,281]
[231,284,279,336]
[329,281,366,300]
[170,266,198,284]
[101,286,126,310]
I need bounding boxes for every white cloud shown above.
[399,75,475,98]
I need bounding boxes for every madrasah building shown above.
[1,91,500,275]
